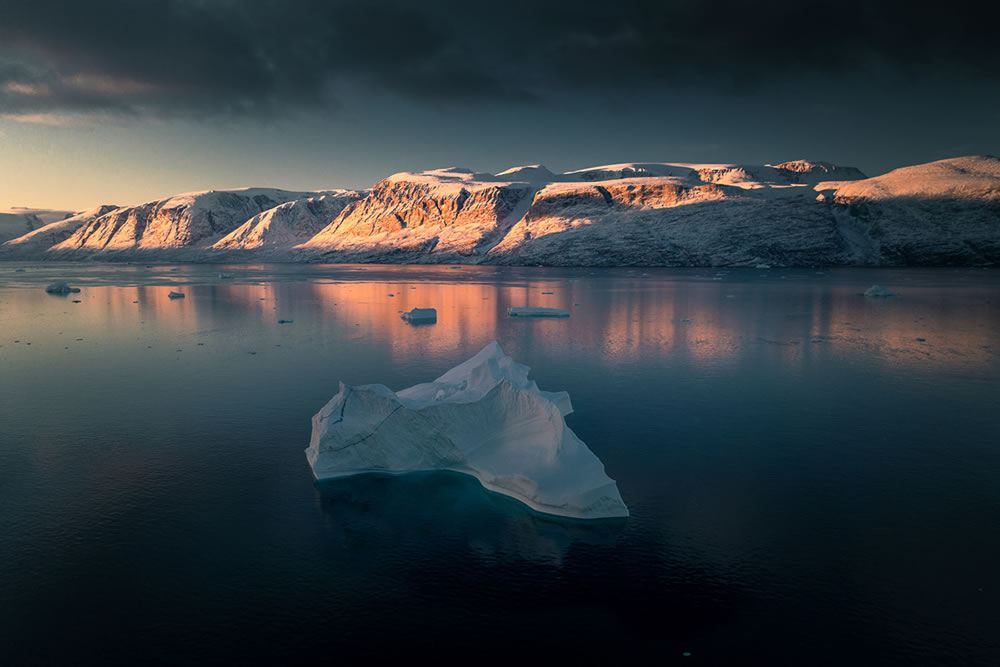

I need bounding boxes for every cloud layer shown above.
[2,0,997,122]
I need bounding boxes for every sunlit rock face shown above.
[210,192,361,254]
[0,206,117,258]
[771,160,868,183]
[305,341,629,520]
[47,188,313,258]
[299,169,534,261]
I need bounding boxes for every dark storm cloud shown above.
[1,0,997,120]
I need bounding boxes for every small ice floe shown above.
[45,282,80,294]
[305,341,627,519]
[219,273,234,279]
[15,268,25,273]
[168,291,185,299]
[508,307,570,318]
[863,285,896,297]
[401,307,437,324]
[755,263,771,269]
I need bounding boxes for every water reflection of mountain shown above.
[4,267,995,371]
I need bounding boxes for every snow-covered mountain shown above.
[0,205,117,257]
[297,168,536,261]
[3,156,997,266]
[815,156,1000,265]
[45,188,318,259]
[210,191,362,256]
[0,208,74,243]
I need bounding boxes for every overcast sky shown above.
[1,0,998,210]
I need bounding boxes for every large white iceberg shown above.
[305,342,628,519]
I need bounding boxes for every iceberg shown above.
[44,282,80,294]
[400,307,437,324]
[305,342,628,519]
[508,307,570,318]
[863,284,896,297]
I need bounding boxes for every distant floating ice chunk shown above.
[305,341,627,519]
[168,291,185,299]
[219,273,234,279]
[755,263,771,269]
[863,285,896,297]
[45,282,80,294]
[401,307,437,324]
[508,307,570,318]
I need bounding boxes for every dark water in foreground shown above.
[1,263,998,665]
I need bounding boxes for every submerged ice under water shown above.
[0,263,998,664]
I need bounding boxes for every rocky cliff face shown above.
[3,157,997,266]
[299,169,536,261]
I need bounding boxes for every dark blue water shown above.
[1,263,998,664]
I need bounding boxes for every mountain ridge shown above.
[3,156,997,266]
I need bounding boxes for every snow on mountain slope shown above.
[48,188,312,258]
[0,207,73,243]
[211,191,361,254]
[0,213,41,244]
[820,156,1000,200]
[816,156,1000,265]
[1,208,75,243]
[494,165,556,181]
[297,171,538,261]
[487,178,852,267]
[0,205,118,257]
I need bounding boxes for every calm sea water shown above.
[1,263,998,664]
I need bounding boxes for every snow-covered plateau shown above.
[305,342,629,520]
[3,156,997,266]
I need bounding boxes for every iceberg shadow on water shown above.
[306,341,628,520]
[314,471,624,564]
